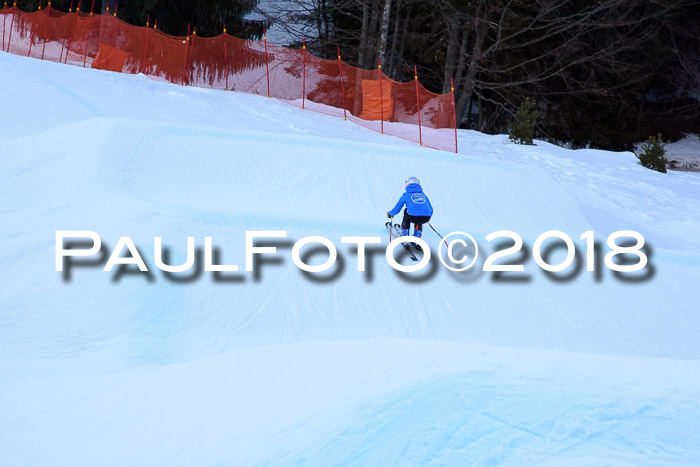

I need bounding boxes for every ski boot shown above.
[412,230,423,253]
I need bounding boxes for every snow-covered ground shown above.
[665,134,700,171]
[2,51,700,465]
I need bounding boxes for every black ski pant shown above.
[401,211,431,233]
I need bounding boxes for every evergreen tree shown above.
[509,98,539,145]
[636,133,667,173]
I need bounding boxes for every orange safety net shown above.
[359,80,393,121]
[0,6,458,152]
[92,42,130,72]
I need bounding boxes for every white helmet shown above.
[405,176,420,186]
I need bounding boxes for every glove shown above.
[387,212,392,219]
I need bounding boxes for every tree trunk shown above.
[637,86,647,133]
[315,1,324,50]
[442,16,459,94]
[376,0,393,66]
[466,93,474,129]
[364,0,380,69]
[455,21,488,125]
[386,0,402,77]
[357,2,370,69]
[477,94,484,131]
[453,28,470,94]
[395,5,411,76]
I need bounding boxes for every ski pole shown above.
[428,222,449,247]
[389,216,394,242]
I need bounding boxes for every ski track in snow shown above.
[1,51,700,465]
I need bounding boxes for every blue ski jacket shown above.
[389,183,433,217]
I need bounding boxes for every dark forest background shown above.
[12,0,700,151]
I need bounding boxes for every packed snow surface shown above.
[1,51,700,465]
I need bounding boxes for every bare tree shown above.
[447,0,682,127]
[376,0,392,65]
[252,0,693,145]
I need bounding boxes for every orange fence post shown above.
[337,46,347,120]
[223,24,228,90]
[85,1,95,67]
[107,6,116,47]
[145,19,156,70]
[186,27,196,85]
[140,14,149,74]
[302,37,306,109]
[27,3,39,57]
[7,2,15,54]
[451,77,458,154]
[41,3,51,60]
[2,1,7,52]
[82,0,94,67]
[182,23,190,85]
[62,0,78,63]
[263,26,270,97]
[7,3,13,52]
[97,6,107,47]
[82,24,89,67]
[59,0,73,62]
[378,57,384,134]
[414,66,422,147]
[108,4,118,49]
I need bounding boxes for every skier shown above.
[387,176,433,250]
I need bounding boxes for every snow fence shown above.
[0,5,458,152]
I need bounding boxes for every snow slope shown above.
[1,51,700,465]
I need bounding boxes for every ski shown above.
[394,223,424,259]
[386,221,419,261]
